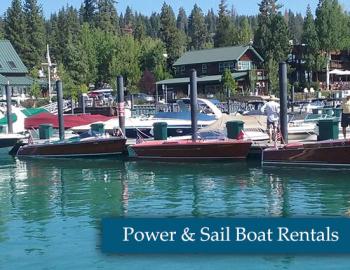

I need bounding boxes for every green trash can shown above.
[317,119,339,141]
[226,120,244,139]
[90,123,105,134]
[153,122,168,140]
[39,124,53,139]
[333,108,342,118]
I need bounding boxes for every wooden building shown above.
[156,45,267,99]
[0,40,33,102]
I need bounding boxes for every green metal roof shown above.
[156,72,248,85]
[0,74,33,86]
[0,40,28,74]
[174,45,264,66]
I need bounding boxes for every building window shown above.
[181,65,185,75]
[7,61,17,69]
[202,64,207,74]
[237,61,251,71]
[219,61,235,73]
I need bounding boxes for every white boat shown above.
[71,98,221,138]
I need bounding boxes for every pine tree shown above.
[82,0,96,24]
[205,9,216,44]
[160,3,186,69]
[254,0,290,93]
[214,0,236,47]
[188,4,208,50]
[124,6,135,28]
[134,15,146,41]
[222,68,237,95]
[149,12,161,38]
[0,17,4,38]
[302,5,324,83]
[23,0,46,68]
[4,0,27,61]
[176,7,188,33]
[237,17,252,44]
[95,0,119,34]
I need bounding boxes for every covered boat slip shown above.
[262,139,350,167]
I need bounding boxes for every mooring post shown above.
[71,96,74,114]
[279,62,288,144]
[290,85,295,113]
[117,76,125,136]
[5,82,13,133]
[227,87,231,114]
[56,80,65,141]
[80,94,86,114]
[190,69,198,141]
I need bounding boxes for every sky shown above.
[1,0,350,18]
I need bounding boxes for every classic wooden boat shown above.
[128,139,252,160]
[262,139,350,167]
[16,136,127,158]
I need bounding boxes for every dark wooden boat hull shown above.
[262,139,350,166]
[17,137,127,157]
[128,139,252,160]
[0,137,20,148]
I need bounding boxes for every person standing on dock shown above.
[341,95,350,139]
[261,95,280,143]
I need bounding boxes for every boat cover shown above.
[25,112,113,129]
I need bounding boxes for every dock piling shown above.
[117,76,126,136]
[279,62,288,144]
[56,80,65,141]
[190,69,198,141]
[5,83,13,134]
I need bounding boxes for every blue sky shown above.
[1,0,349,17]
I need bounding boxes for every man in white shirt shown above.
[261,95,280,143]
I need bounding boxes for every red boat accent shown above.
[25,112,113,129]
[128,139,252,160]
[16,137,126,157]
[262,139,350,166]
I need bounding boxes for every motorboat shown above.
[71,98,222,138]
[128,139,252,161]
[16,132,126,158]
[262,139,350,167]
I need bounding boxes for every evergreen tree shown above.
[134,15,146,41]
[176,7,188,33]
[82,0,96,24]
[4,0,27,60]
[237,17,253,44]
[222,68,237,95]
[287,11,304,44]
[95,0,119,34]
[160,3,186,69]
[254,0,290,93]
[302,5,325,83]
[315,0,348,88]
[124,6,135,27]
[188,4,208,50]
[0,17,4,38]
[23,0,46,68]
[205,9,216,45]
[214,0,236,47]
[148,12,161,38]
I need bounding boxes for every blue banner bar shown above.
[101,218,350,254]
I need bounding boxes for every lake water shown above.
[1,154,350,269]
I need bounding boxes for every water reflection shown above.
[1,157,350,267]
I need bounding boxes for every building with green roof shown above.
[0,39,34,101]
[156,45,267,98]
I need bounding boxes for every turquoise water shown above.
[1,154,350,269]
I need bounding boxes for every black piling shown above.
[5,83,13,133]
[56,80,65,141]
[190,69,198,141]
[80,94,86,114]
[290,85,295,112]
[279,62,288,144]
[227,87,231,114]
[117,76,125,136]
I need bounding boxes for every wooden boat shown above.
[128,139,252,160]
[16,136,126,158]
[262,139,350,167]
